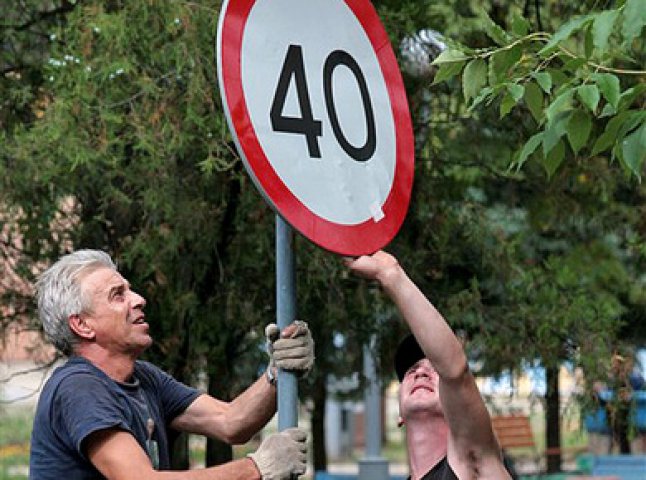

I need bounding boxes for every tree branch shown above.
[0,354,60,384]
[0,0,78,32]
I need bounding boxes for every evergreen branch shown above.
[0,0,79,32]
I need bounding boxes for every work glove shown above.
[248,428,307,479]
[266,320,314,376]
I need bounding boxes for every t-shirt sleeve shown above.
[53,373,133,458]
[141,362,201,421]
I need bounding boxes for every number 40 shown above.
[270,44,377,162]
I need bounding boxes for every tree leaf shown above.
[539,15,593,54]
[622,0,646,48]
[499,91,516,118]
[617,111,646,139]
[566,109,592,154]
[592,9,620,53]
[532,72,553,94]
[508,83,525,102]
[617,84,646,112]
[480,10,512,46]
[562,57,588,73]
[620,122,646,179]
[469,86,495,111]
[488,46,522,85]
[462,58,487,103]
[543,110,571,155]
[511,13,530,37]
[584,24,594,58]
[592,73,621,108]
[514,132,544,169]
[600,103,617,118]
[431,49,469,65]
[432,61,465,85]
[545,88,574,123]
[524,82,544,123]
[542,139,566,178]
[591,111,630,155]
[577,84,600,113]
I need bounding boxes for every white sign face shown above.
[242,0,396,225]
[217,0,414,255]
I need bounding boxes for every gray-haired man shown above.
[30,249,313,480]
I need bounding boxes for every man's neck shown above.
[75,345,137,382]
[405,415,450,480]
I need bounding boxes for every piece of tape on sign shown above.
[370,201,385,222]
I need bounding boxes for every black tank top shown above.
[414,456,459,480]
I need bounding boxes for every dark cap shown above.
[394,334,425,382]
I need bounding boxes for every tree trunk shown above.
[168,314,193,470]
[169,431,190,470]
[206,371,234,466]
[545,364,561,473]
[311,373,328,472]
[206,436,233,467]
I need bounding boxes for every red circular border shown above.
[218,0,414,256]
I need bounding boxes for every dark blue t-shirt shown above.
[29,356,201,479]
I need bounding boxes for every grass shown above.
[0,408,32,480]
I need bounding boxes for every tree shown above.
[399,0,646,472]
[1,0,644,475]
[430,0,645,179]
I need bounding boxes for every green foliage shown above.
[431,2,646,178]
[1,1,645,471]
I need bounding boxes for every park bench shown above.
[491,414,591,475]
[590,455,646,480]
[492,415,537,450]
[491,414,544,474]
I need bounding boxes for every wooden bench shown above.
[491,415,589,473]
[491,414,542,475]
[491,415,537,450]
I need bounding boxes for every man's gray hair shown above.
[36,249,116,356]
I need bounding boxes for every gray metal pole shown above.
[276,215,298,431]
[364,336,381,457]
[358,334,389,480]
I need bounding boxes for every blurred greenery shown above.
[0,0,644,475]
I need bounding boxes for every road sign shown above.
[217,0,414,255]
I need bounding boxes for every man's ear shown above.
[68,314,96,341]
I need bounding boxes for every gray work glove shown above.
[248,428,307,479]
[266,320,314,376]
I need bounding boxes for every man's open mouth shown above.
[411,384,433,394]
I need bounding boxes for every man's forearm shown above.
[153,458,260,480]
[379,265,467,380]
[225,373,277,443]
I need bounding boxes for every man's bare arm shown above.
[86,429,260,480]
[346,252,501,455]
[171,374,276,444]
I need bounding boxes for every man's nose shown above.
[130,290,147,309]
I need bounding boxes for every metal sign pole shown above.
[276,214,298,430]
[359,334,389,480]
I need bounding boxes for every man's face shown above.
[78,267,151,355]
[399,358,443,421]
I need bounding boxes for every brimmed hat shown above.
[394,334,425,382]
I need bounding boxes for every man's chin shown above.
[132,336,153,354]
[403,399,443,417]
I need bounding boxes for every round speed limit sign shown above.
[217,0,414,255]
